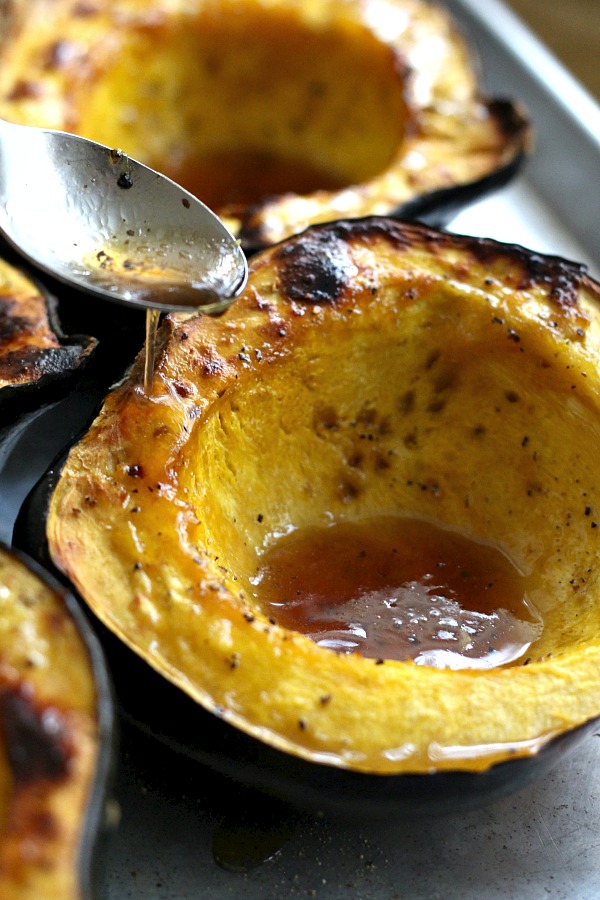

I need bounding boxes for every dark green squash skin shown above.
[394,141,527,230]
[0,245,98,452]
[240,151,529,253]
[240,100,530,253]
[0,541,118,899]
[12,451,599,821]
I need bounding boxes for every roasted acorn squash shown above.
[0,254,96,430]
[44,217,600,787]
[0,543,115,899]
[0,0,530,250]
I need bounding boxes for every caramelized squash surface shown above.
[0,545,113,899]
[46,218,600,776]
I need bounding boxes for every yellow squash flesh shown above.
[0,0,530,248]
[46,218,600,776]
[0,546,102,900]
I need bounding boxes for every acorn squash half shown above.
[0,0,531,250]
[43,217,600,802]
[0,254,96,444]
[0,543,115,899]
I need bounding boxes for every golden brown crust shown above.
[0,546,100,900]
[0,258,95,391]
[47,218,600,776]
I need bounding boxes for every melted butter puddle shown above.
[251,516,542,669]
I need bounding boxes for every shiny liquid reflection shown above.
[251,517,542,669]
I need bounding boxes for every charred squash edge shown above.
[0,249,97,431]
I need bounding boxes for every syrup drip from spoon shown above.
[144,309,161,396]
[0,119,248,395]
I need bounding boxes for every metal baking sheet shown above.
[3,1,600,897]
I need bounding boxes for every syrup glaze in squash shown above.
[0,543,114,900]
[45,217,600,778]
[0,0,530,250]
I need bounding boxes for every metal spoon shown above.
[0,118,248,392]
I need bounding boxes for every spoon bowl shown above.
[0,119,247,315]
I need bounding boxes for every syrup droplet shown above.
[117,171,133,189]
[84,235,242,396]
[212,797,298,872]
[143,308,161,396]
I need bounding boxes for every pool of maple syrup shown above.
[250,517,542,669]
[164,150,348,211]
